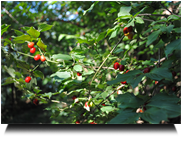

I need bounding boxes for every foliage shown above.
[1,1,181,124]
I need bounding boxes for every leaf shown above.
[96,31,106,42]
[50,71,71,82]
[14,30,24,36]
[27,26,40,38]
[83,70,94,75]
[16,60,30,70]
[173,27,181,33]
[1,77,15,86]
[107,109,139,124]
[36,38,47,52]
[33,70,44,79]
[42,92,52,99]
[83,1,99,15]
[1,24,10,36]
[76,38,95,45]
[140,107,168,124]
[165,39,181,57]
[145,67,173,81]
[153,39,165,50]
[38,23,53,32]
[113,48,124,53]
[168,15,180,21]
[101,106,116,112]
[109,30,117,40]
[146,30,161,46]
[134,6,148,17]
[73,65,82,72]
[52,54,72,61]
[13,35,31,43]
[135,17,144,24]
[127,75,144,89]
[118,6,132,17]
[58,34,66,41]
[116,92,144,109]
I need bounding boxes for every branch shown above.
[2,7,23,26]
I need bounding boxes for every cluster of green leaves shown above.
[1,1,181,124]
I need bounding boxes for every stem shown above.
[90,35,124,85]
[17,51,34,58]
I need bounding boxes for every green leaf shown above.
[101,106,116,112]
[58,34,66,41]
[13,35,31,43]
[113,48,124,53]
[153,39,165,50]
[135,17,144,24]
[14,30,24,36]
[127,75,144,89]
[109,30,117,40]
[1,77,15,86]
[36,38,47,52]
[173,27,181,33]
[120,60,126,65]
[73,65,82,72]
[33,70,44,79]
[50,71,71,82]
[134,6,148,17]
[42,92,52,99]
[145,67,172,81]
[21,26,30,31]
[116,92,144,109]
[96,31,106,42]
[52,54,72,61]
[83,1,99,15]
[107,109,139,124]
[168,15,180,21]
[140,107,168,124]
[165,39,181,57]
[38,23,53,32]
[1,25,10,36]
[146,30,161,46]
[16,60,30,70]
[27,26,40,38]
[118,6,132,17]
[76,38,95,45]
[83,70,94,75]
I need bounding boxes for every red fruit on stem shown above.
[155,81,158,85]
[30,47,36,53]
[40,55,46,62]
[123,27,128,34]
[119,65,125,71]
[125,70,129,74]
[77,72,82,76]
[102,104,105,106]
[139,109,143,113]
[76,120,80,124]
[90,121,97,124]
[172,71,176,77]
[121,81,127,84]
[34,54,40,61]
[113,62,120,70]
[143,67,150,73]
[172,86,176,91]
[127,26,133,32]
[25,76,31,83]
[28,42,34,48]
[72,95,77,100]
[33,99,39,105]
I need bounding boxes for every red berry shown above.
[30,47,36,53]
[40,55,46,62]
[33,99,39,105]
[143,67,150,73]
[113,62,120,70]
[76,120,80,124]
[85,101,90,107]
[123,27,128,34]
[172,71,176,77]
[127,26,133,32]
[172,86,176,91]
[119,65,125,71]
[155,81,158,85]
[102,104,105,106]
[90,121,97,124]
[125,70,129,74]
[25,76,31,83]
[28,42,34,48]
[77,72,82,76]
[139,109,143,113]
[34,54,40,61]
[72,95,77,100]
[121,81,127,84]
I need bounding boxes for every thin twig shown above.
[2,7,23,26]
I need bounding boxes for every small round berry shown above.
[139,109,143,113]
[30,47,36,53]
[90,121,97,124]
[127,26,133,32]
[28,42,34,48]
[33,99,39,105]
[155,81,158,85]
[72,95,77,100]
[143,67,150,73]
[85,101,90,107]
[125,70,129,74]
[34,54,41,61]
[40,55,46,62]
[121,81,127,84]
[76,120,80,124]
[113,62,120,70]
[25,76,31,83]
[172,86,176,91]
[119,65,125,71]
[102,104,105,106]
[77,72,82,76]
[123,27,128,34]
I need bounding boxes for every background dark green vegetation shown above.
[1,1,181,124]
